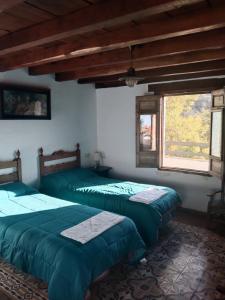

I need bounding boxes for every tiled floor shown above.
[175,209,208,228]
[0,214,225,300]
[92,221,225,299]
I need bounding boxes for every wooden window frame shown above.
[136,95,161,168]
[209,89,225,179]
[136,89,224,176]
[209,107,224,178]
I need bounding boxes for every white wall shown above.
[96,84,220,212]
[0,69,97,186]
[0,68,220,212]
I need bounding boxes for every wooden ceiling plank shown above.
[28,2,225,68]
[0,0,204,56]
[1,3,225,70]
[64,2,225,56]
[0,12,35,32]
[0,0,23,12]
[6,3,54,23]
[28,28,225,75]
[1,4,225,71]
[54,48,225,80]
[25,0,89,16]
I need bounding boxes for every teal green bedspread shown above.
[0,182,145,300]
[40,168,181,245]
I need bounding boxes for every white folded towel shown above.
[129,188,167,204]
[61,211,125,244]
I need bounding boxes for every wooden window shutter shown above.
[209,89,225,178]
[136,95,161,168]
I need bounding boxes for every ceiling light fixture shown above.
[119,46,144,87]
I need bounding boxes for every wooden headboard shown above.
[0,151,22,184]
[39,143,81,176]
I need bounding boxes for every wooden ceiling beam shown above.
[0,0,203,56]
[28,2,225,72]
[0,0,23,12]
[0,1,224,70]
[69,60,225,83]
[95,69,225,88]
[29,48,130,75]
[55,48,225,81]
[95,82,126,89]
[0,41,114,71]
[147,78,225,94]
[28,29,225,75]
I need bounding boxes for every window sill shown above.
[158,167,211,177]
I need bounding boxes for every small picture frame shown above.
[0,84,51,120]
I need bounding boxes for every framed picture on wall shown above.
[0,84,51,120]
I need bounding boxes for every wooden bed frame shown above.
[39,143,81,176]
[0,150,22,184]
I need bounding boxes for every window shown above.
[161,94,211,173]
[136,90,224,175]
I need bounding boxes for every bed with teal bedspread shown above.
[0,182,145,300]
[40,168,181,245]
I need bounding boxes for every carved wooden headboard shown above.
[0,151,22,184]
[39,143,81,176]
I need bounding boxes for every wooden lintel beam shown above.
[55,48,225,81]
[95,69,225,88]
[148,78,225,94]
[0,0,203,56]
[28,29,225,75]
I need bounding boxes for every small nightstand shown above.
[89,166,112,177]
